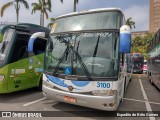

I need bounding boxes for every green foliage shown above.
[31,0,62,26]
[131,33,153,59]
[0,0,29,23]
[47,17,55,28]
[31,0,52,19]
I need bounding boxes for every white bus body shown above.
[43,8,132,111]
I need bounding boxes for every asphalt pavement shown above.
[0,74,160,120]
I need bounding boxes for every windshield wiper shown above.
[52,45,70,76]
[74,36,93,81]
[52,33,92,81]
[93,36,100,57]
[52,34,72,76]
[74,50,93,81]
[53,45,93,81]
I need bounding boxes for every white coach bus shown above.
[43,8,132,111]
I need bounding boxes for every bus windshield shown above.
[132,53,144,74]
[0,29,15,64]
[45,32,119,78]
[54,11,121,33]
[133,60,143,69]
[144,60,147,65]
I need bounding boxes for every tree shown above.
[0,0,29,23]
[47,17,55,28]
[31,0,63,27]
[126,17,135,29]
[131,33,153,59]
[62,0,78,12]
[73,0,79,12]
[32,0,51,26]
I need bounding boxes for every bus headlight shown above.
[0,75,4,82]
[92,90,117,96]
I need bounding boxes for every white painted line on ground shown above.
[139,78,155,120]
[149,101,160,105]
[122,97,146,103]
[23,97,46,107]
[123,97,160,105]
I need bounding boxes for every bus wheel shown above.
[37,78,42,91]
[124,79,126,92]
[150,77,154,85]
[149,73,154,85]
[129,76,132,82]
[120,79,126,103]
[120,97,123,103]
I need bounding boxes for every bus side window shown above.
[18,46,28,59]
[10,33,29,63]
[30,38,47,56]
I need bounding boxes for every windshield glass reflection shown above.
[45,32,119,78]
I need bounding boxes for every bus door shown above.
[7,30,30,91]
[28,33,47,86]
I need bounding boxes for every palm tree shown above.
[47,17,55,28]
[73,0,79,12]
[0,0,29,23]
[126,17,135,29]
[31,0,63,27]
[61,0,78,12]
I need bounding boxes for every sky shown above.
[0,0,150,31]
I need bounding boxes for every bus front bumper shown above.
[143,70,147,74]
[133,69,143,74]
[43,85,119,111]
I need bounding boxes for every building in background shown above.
[149,0,160,33]
[131,31,148,38]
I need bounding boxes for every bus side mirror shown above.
[120,25,131,53]
[28,32,45,56]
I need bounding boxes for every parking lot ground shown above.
[0,74,159,120]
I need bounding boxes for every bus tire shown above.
[150,77,154,85]
[124,78,126,92]
[120,79,126,103]
[129,76,132,82]
[120,97,123,103]
[149,73,154,85]
[37,78,42,91]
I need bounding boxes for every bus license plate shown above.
[64,96,77,103]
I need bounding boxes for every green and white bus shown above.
[0,23,50,93]
[43,8,132,110]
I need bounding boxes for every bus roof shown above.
[0,23,50,34]
[57,8,123,19]
[0,23,49,29]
